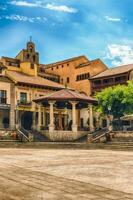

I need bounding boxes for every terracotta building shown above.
[43,56,107,95]
[0,40,102,139]
[90,64,133,95]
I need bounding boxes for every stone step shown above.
[0,141,132,150]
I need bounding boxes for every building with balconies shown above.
[90,64,133,95]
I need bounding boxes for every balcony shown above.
[17,100,32,107]
[0,98,7,104]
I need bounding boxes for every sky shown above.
[0,0,133,67]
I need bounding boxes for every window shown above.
[31,63,34,69]
[67,63,69,66]
[76,73,90,81]
[67,77,70,83]
[33,55,36,62]
[62,65,64,68]
[20,93,27,103]
[93,80,101,86]
[0,90,7,104]
[103,79,110,84]
[61,78,63,84]
[27,54,30,60]
[56,66,58,69]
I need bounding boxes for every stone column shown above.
[10,83,15,130]
[15,107,19,129]
[37,104,42,131]
[70,101,78,132]
[49,101,55,132]
[32,102,36,130]
[78,109,81,130]
[59,111,63,130]
[10,107,15,130]
[89,104,94,132]
[43,108,46,128]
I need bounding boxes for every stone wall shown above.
[110,131,133,142]
[0,130,17,140]
[42,131,88,142]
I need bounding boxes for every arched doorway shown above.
[21,111,33,130]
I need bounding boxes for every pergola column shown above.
[70,101,78,132]
[32,102,36,130]
[59,111,63,130]
[89,104,94,132]
[15,107,19,129]
[49,101,55,132]
[43,108,46,128]
[37,104,42,131]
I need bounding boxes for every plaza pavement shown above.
[0,148,132,200]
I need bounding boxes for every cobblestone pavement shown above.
[0,149,132,200]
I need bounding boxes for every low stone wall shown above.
[110,131,133,142]
[0,130,17,140]
[41,131,88,142]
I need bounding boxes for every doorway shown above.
[21,111,33,130]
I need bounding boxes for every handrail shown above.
[18,129,30,142]
[92,130,110,143]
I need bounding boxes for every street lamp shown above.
[107,106,112,131]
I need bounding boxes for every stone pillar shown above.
[70,101,78,132]
[32,111,36,130]
[49,101,55,132]
[89,104,94,132]
[43,108,46,128]
[32,102,36,130]
[10,83,15,130]
[37,104,42,131]
[15,108,19,129]
[59,111,63,130]
[78,109,81,130]
[10,107,15,130]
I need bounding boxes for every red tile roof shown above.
[44,55,88,68]
[91,64,133,79]
[34,88,96,103]
[6,70,65,89]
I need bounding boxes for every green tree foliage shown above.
[95,81,133,119]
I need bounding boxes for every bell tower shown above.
[25,37,39,64]
[15,37,39,64]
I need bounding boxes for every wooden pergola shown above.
[34,88,97,134]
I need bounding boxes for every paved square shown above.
[0,148,133,199]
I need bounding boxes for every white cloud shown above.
[45,4,77,13]
[10,1,77,13]
[105,44,133,66]
[0,15,47,23]
[10,1,39,7]
[105,16,121,22]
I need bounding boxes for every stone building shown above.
[90,64,133,95]
[0,40,102,138]
[43,56,107,95]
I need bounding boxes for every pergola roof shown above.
[34,88,97,104]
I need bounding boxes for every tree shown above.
[95,81,133,123]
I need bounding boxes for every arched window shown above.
[27,54,30,60]
[33,55,36,62]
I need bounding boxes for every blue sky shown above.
[0,0,133,67]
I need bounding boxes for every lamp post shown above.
[107,106,112,131]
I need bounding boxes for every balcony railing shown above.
[17,100,32,106]
[0,98,7,104]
